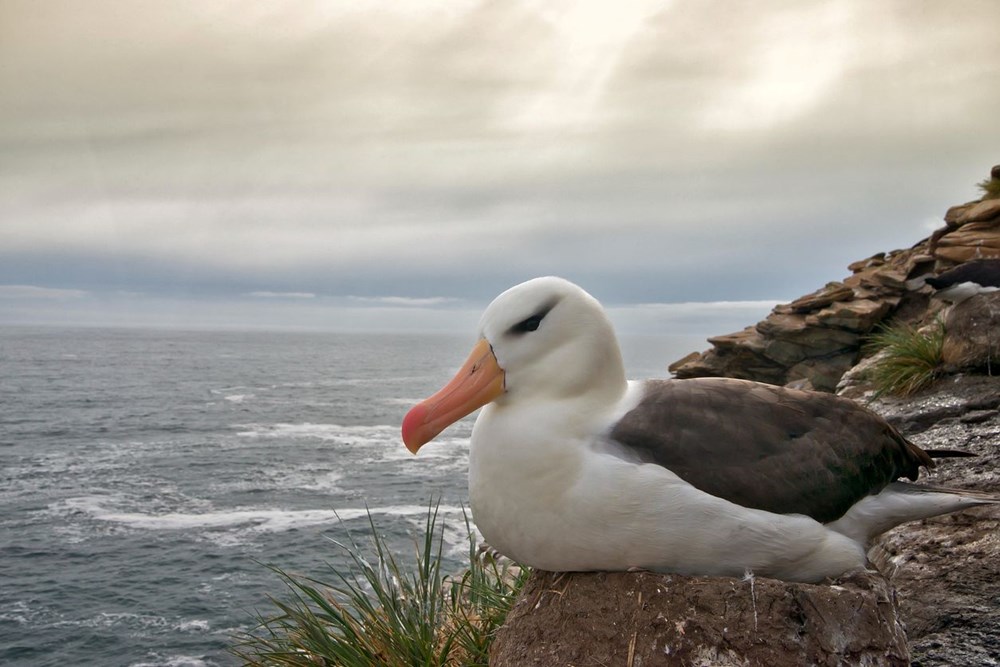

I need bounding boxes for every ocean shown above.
[0,326,704,666]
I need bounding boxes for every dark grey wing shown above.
[926,258,1000,289]
[608,378,933,523]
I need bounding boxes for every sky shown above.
[2,0,999,335]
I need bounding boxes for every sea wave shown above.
[53,495,468,536]
[210,468,344,494]
[1,602,213,637]
[234,422,401,442]
[128,655,216,667]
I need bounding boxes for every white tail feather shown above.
[826,482,999,545]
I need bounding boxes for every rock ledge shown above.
[490,570,909,667]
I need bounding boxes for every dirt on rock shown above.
[490,570,909,667]
[867,373,1000,666]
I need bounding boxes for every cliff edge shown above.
[670,164,1000,392]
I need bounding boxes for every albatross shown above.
[925,258,1000,304]
[402,277,998,582]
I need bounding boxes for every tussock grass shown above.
[977,177,1000,199]
[230,504,528,666]
[864,320,945,396]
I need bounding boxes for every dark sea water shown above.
[0,326,701,666]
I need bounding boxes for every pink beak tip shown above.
[401,403,428,454]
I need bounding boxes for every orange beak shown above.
[402,338,505,453]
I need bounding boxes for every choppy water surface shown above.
[0,326,696,666]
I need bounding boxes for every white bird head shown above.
[402,276,626,453]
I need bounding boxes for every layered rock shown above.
[669,257,930,392]
[935,199,1000,262]
[671,165,1000,392]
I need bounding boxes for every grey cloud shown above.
[246,291,316,299]
[0,285,88,299]
[1,0,999,326]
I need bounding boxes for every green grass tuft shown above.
[229,503,528,666]
[977,177,1000,199]
[864,320,945,396]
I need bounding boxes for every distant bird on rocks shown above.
[402,277,1000,583]
[925,259,1000,304]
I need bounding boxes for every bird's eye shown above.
[510,313,544,334]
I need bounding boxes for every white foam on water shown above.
[369,435,471,465]
[294,470,343,491]
[234,422,399,443]
[383,397,427,406]
[209,467,343,494]
[223,394,253,403]
[51,611,171,631]
[212,386,248,395]
[0,600,37,626]
[59,495,467,538]
[128,656,213,667]
[201,531,248,548]
[175,619,210,633]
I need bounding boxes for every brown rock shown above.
[671,348,788,386]
[667,351,702,374]
[849,253,886,273]
[944,203,975,225]
[869,267,910,291]
[956,198,1000,224]
[903,254,937,281]
[754,313,809,337]
[835,348,890,399]
[763,338,809,365]
[941,292,1000,371]
[846,264,912,296]
[774,281,854,314]
[672,328,789,385]
[707,326,767,353]
[806,298,893,332]
[786,352,858,392]
[934,221,1000,263]
[490,570,909,667]
[757,314,860,356]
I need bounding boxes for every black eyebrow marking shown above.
[507,299,559,335]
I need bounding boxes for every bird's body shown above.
[926,258,1000,303]
[402,277,998,582]
[469,379,871,582]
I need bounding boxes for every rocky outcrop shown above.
[669,254,932,391]
[941,291,1000,372]
[670,165,1000,392]
[862,375,1000,666]
[935,199,1000,263]
[490,570,909,667]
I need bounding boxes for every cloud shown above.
[632,300,783,313]
[246,291,316,299]
[348,295,461,307]
[607,300,780,337]
[0,0,998,322]
[0,284,88,299]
